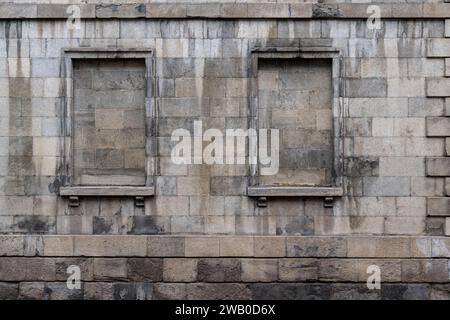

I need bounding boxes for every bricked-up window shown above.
[248,47,344,198]
[72,59,146,186]
[258,59,333,186]
[60,49,155,200]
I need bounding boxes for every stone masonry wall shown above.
[0,0,449,300]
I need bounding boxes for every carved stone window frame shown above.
[59,48,156,203]
[247,45,345,203]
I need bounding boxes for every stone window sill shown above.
[60,186,154,197]
[247,186,343,197]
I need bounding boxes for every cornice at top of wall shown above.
[0,2,449,19]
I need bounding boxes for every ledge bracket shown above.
[135,196,145,207]
[324,197,334,208]
[68,196,79,207]
[256,196,267,208]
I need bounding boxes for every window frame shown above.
[59,48,156,198]
[247,45,344,198]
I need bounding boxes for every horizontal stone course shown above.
[0,3,450,19]
[1,256,450,284]
[1,235,450,258]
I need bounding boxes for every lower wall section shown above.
[2,282,450,300]
[1,235,450,300]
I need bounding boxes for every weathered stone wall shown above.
[0,16,448,236]
[0,0,449,300]
[1,235,450,300]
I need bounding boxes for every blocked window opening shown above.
[72,59,146,186]
[257,58,334,187]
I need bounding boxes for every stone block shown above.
[93,258,127,281]
[128,216,169,235]
[220,4,248,18]
[357,260,401,283]
[0,283,19,300]
[385,217,425,235]
[197,258,240,282]
[254,237,285,257]
[185,237,220,257]
[250,283,330,300]
[278,258,318,282]
[14,216,56,234]
[0,236,24,256]
[187,4,220,18]
[57,216,93,235]
[186,283,251,300]
[446,99,450,117]
[427,117,450,137]
[241,259,278,282]
[0,258,55,281]
[37,4,95,18]
[146,4,187,18]
[427,78,450,97]
[286,237,347,257]
[363,177,410,196]
[424,4,450,18]
[55,258,93,281]
[153,283,187,300]
[318,259,359,282]
[0,4,37,18]
[210,177,246,196]
[427,197,450,216]
[127,258,163,281]
[347,237,411,258]
[19,282,45,300]
[446,178,450,196]
[406,138,445,157]
[171,216,204,234]
[219,237,254,257]
[83,282,114,300]
[43,236,74,257]
[379,157,425,177]
[426,158,450,176]
[96,4,145,18]
[426,218,447,236]
[74,236,147,257]
[428,39,450,58]
[401,260,449,283]
[163,258,197,282]
[147,236,184,257]
[446,58,450,77]
[346,79,387,97]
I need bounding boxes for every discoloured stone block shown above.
[163,258,197,282]
[185,237,220,257]
[74,236,146,257]
[287,237,347,258]
[427,197,450,216]
[127,258,163,282]
[347,237,411,258]
[241,259,278,282]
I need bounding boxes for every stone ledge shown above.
[1,235,450,258]
[1,3,450,19]
[59,186,155,197]
[247,186,344,197]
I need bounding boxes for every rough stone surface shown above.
[0,1,449,300]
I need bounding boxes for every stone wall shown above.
[0,1,449,300]
[2,235,450,300]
